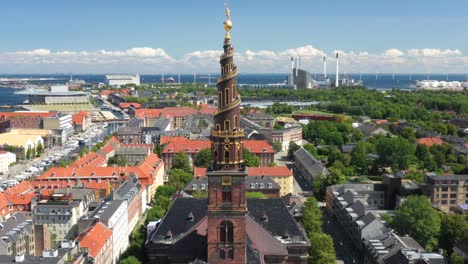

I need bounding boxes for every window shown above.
[225,151,230,163]
[219,220,234,243]
[441,200,447,205]
[442,194,448,198]
[224,120,230,131]
[228,249,234,259]
[222,186,232,202]
[225,88,230,105]
[450,194,457,198]
[234,115,238,129]
[219,92,222,107]
[219,250,226,259]
[450,200,456,204]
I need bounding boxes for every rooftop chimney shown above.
[323,56,327,78]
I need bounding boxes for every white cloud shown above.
[16,49,51,56]
[383,49,405,57]
[0,46,467,74]
[407,48,462,57]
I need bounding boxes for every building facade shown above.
[0,213,35,257]
[422,174,468,213]
[0,151,16,175]
[105,74,140,86]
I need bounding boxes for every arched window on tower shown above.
[219,250,226,259]
[224,120,230,131]
[213,150,218,162]
[218,92,222,107]
[225,88,229,105]
[224,150,230,163]
[219,220,234,243]
[234,115,238,129]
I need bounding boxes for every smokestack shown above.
[323,56,327,78]
[295,58,298,77]
[299,56,302,71]
[335,52,339,88]
[290,57,294,85]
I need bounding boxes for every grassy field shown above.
[27,104,94,111]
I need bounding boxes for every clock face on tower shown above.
[221,176,232,186]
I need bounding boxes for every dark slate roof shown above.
[341,143,357,153]
[114,176,141,201]
[88,199,125,222]
[128,118,144,128]
[149,198,309,247]
[349,200,366,218]
[293,147,328,178]
[0,212,33,246]
[53,187,94,201]
[358,124,389,137]
[247,198,309,244]
[117,126,142,135]
[149,198,208,245]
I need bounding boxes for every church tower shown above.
[206,6,247,264]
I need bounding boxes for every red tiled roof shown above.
[194,166,292,178]
[5,193,35,206]
[417,137,444,147]
[375,119,388,126]
[79,222,112,258]
[119,102,141,109]
[100,89,131,96]
[0,111,55,119]
[134,109,163,119]
[3,181,34,195]
[134,107,199,119]
[0,150,10,154]
[247,166,292,177]
[0,193,9,216]
[243,140,274,154]
[101,144,115,155]
[70,152,107,168]
[161,137,210,154]
[199,104,217,115]
[107,136,120,144]
[72,115,85,125]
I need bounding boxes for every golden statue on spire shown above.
[223,2,232,39]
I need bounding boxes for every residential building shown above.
[42,114,74,142]
[115,143,153,164]
[78,221,113,264]
[113,176,144,231]
[3,181,36,216]
[247,167,294,196]
[0,150,16,175]
[0,212,35,257]
[357,124,390,138]
[70,151,107,168]
[80,199,128,264]
[417,137,445,147]
[422,174,468,213]
[244,111,274,128]
[293,147,329,185]
[0,131,44,160]
[105,74,140,86]
[116,126,142,144]
[26,90,88,104]
[33,189,95,241]
[0,193,11,220]
[71,111,91,132]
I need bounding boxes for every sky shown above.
[0,0,467,74]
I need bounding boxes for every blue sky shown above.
[0,0,467,73]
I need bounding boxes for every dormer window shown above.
[259,183,264,189]
[186,212,194,221]
[268,183,272,188]
[192,184,197,190]
[250,183,255,189]
[201,184,206,190]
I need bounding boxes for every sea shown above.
[0,73,467,107]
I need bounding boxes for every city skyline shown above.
[1,0,467,73]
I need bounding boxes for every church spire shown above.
[211,4,244,172]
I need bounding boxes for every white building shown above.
[0,151,16,175]
[43,114,74,142]
[105,74,140,86]
[91,200,129,264]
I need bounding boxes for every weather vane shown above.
[223,1,232,39]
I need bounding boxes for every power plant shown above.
[287,52,362,89]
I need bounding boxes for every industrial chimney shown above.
[290,57,294,85]
[335,52,339,88]
[323,56,327,78]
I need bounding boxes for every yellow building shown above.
[0,130,45,159]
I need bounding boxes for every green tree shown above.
[243,149,261,167]
[308,233,336,264]
[192,190,208,198]
[120,256,142,264]
[301,197,323,234]
[351,142,368,174]
[375,136,416,171]
[194,148,211,168]
[287,141,300,161]
[26,148,31,160]
[36,142,43,156]
[394,195,441,251]
[303,143,318,157]
[172,151,192,173]
[271,141,283,153]
[404,171,424,183]
[167,168,193,188]
[449,252,464,264]
[153,143,167,158]
[246,192,266,198]
[155,185,177,199]
[439,214,468,255]
[327,147,344,165]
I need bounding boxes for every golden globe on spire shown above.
[223,6,232,39]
